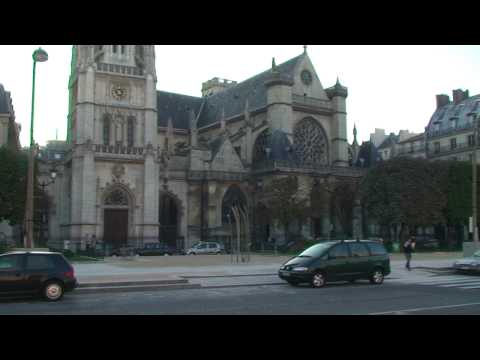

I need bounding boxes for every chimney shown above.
[436,94,450,109]
[452,89,469,105]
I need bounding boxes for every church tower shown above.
[66,45,159,247]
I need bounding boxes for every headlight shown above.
[292,267,309,272]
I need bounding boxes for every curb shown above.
[181,273,277,279]
[75,283,201,294]
[77,279,188,288]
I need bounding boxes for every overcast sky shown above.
[0,45,479,147]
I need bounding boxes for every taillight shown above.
[64,268,75,279]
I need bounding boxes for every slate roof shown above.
[157,91,203,130]
[426,94,480,135]
[377,133,399,150]
[156,53,306,130]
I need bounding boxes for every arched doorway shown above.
[159,193,178,249]
[103,187,130,249]
[221,185,247,253]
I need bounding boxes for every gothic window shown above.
[121,45,125,55]
[127,116,135,147]
[104,188,129,206]
[293,118,328,166]
[113,45,118,53]
[135,46,145,69]
[103,115,111,146]
[253,129,271,164]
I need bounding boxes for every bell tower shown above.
[66,45,159,247]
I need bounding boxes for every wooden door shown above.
[104,209,128,248]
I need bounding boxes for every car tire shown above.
[370,268,384,285]
[43,281,64,302]
[311,272,326,288]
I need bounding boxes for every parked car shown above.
[186,242,225,255]
[0,251,77,301]
[413,235,439,250]
[278,240,391,288]
[136,243,176,256]
[453,250,480,273]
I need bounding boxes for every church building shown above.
[45,45,364,253]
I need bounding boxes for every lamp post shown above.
[472,113,478,246]
[24,47,48,249]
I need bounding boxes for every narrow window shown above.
[450,138,457,150]
[121,45,125,54]
[127,117,134,147]
[103,115,111,145]
[468,134,475,147]
[113,45,118,53]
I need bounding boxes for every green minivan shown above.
[278,240,390,288]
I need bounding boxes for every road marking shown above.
[458,285,480,289]
[438,280,480,287]
[370,302,480,315]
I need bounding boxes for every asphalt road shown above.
[1,279,479,315]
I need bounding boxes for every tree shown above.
[360,158,448,242]
[264,176,309,243]
[0,147,28,226]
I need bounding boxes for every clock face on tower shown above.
[301,70,313,85]
[111,85,128,100]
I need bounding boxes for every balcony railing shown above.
[94,144,145,156]
[252,159,365,177]
[292,94,332,111]
[96,63,144,77]
[427,142,474,157]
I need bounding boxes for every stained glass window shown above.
[293,118,328,166]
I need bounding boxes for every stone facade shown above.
[45,46,364,252]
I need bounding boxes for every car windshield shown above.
[298,243,332,258]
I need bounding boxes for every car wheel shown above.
[43,281,64,302]
[311,272,326,288]
[370,268,384,285]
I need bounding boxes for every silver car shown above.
[186,242,224,255]
[453,250,480,273]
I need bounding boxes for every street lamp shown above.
[37,167,57,248]
[471,113,479,246]
[24,47,48,249]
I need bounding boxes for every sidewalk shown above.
[72,253,461,289]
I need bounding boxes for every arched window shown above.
[252,129,271,165]
[293,118,328,166]
[103,115,111,145]
[127,116,135,147]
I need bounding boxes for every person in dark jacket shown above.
[403,237,416,270]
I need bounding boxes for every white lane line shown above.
[370,302,480,315]
[459,285,480,289]
[413,277,478,285]
[438,281,480,287]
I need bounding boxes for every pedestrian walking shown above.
[403,236,416,270]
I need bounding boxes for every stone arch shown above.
[221,184,248,226]
[252,127,271,165]
[159,190,184,249]
[102,184,135,250]
[293,117,329,166]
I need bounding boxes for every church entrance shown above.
[159,194,178,249]
[104,209,128,248]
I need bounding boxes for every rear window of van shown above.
[367,242,388,256]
